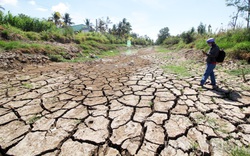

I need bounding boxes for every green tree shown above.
[110,24,117,35]
[226,0,250,28]
[0,12,54,32]
[110,18,131,37]
[50,12,61,27]
[121,18,132,35]
[0,5,4,11]
[130,32,139,39]
[63,13,74,26]
[180,27,195,44]
[84,18,91,29]
[105,17,112,32]
[208,24,212,33]
[84,18,94,31]
[156,27,170,45]
[117,22,123,37]
[97,18,106,33]
[197,22,206,34]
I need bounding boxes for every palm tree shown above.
[0,5,4,11]
[117,22,123,37]
[105,17,112,32]
[98,18,106,33]
[84,18,95,31]
[111,24,117,35]
[84,18,91,29]
[50,12,61,27]
[63,13,74,26]
[117,18,132,37]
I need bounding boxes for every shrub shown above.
[86,35,108,43]
[195,39,207,49]
[180,31,194,44]
[0,40,23,50]
[49,54,64,62]
[80,44,91,50]
[104,33,116,44]
[40,31,50,41]
[163,36,180,45]
[0,12,55,32]
[233,41,250,52]
[1,29,9,39]
[226,28,250,43]
[26,32,41,40]
[74,33,86,44]
[62,26,74,37]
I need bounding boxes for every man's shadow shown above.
[202,83,241,102]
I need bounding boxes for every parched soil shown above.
[0,47,250,156]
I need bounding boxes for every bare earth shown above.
[0,47,250,156]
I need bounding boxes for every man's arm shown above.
[207,47,219,58]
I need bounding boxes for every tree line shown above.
[0,7,153,45]
[226,0,250,29]
[156,0,250,45]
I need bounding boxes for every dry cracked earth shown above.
[0,47,250,156]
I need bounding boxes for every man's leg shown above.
[200,64,215,86]
[209,64,218,89]
[210,69,216,85]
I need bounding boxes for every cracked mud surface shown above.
[0,47,250,156]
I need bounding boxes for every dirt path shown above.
[0,47,250,156]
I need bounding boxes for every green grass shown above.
[98,50,120,57]
[28,115,42,124]
[226,67,250,76]
[162,65,191,77]
[0,40,31,50]
[74,119,82,124]
[0,40,61,53]
[230,147,250,156]
[240,84,250,91]
[22,83,33,89]
[48,54,64,62]
[190,141,199,151]
[148,102,154,107]
[155,46,172,53]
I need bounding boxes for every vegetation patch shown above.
[22,83,33,89]
[162,65,191,77]
[155,46,172,53]
[226,67,250,76]
[0,40,61,54]
[48,54,64,62]
[160,26,250,62]
[230,146,250,156]
[28,115,42,124]
[98,50,120,57]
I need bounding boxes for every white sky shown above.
[0,0,242,41]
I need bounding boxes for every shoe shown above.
[212,85,218,89]
[208,83,215,86]
[200,84,204,88]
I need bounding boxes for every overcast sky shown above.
[0,0,239,41]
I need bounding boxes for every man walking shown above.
[200,38,220,89]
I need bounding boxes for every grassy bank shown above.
[0,24,129,62]
[162,28,250,62]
